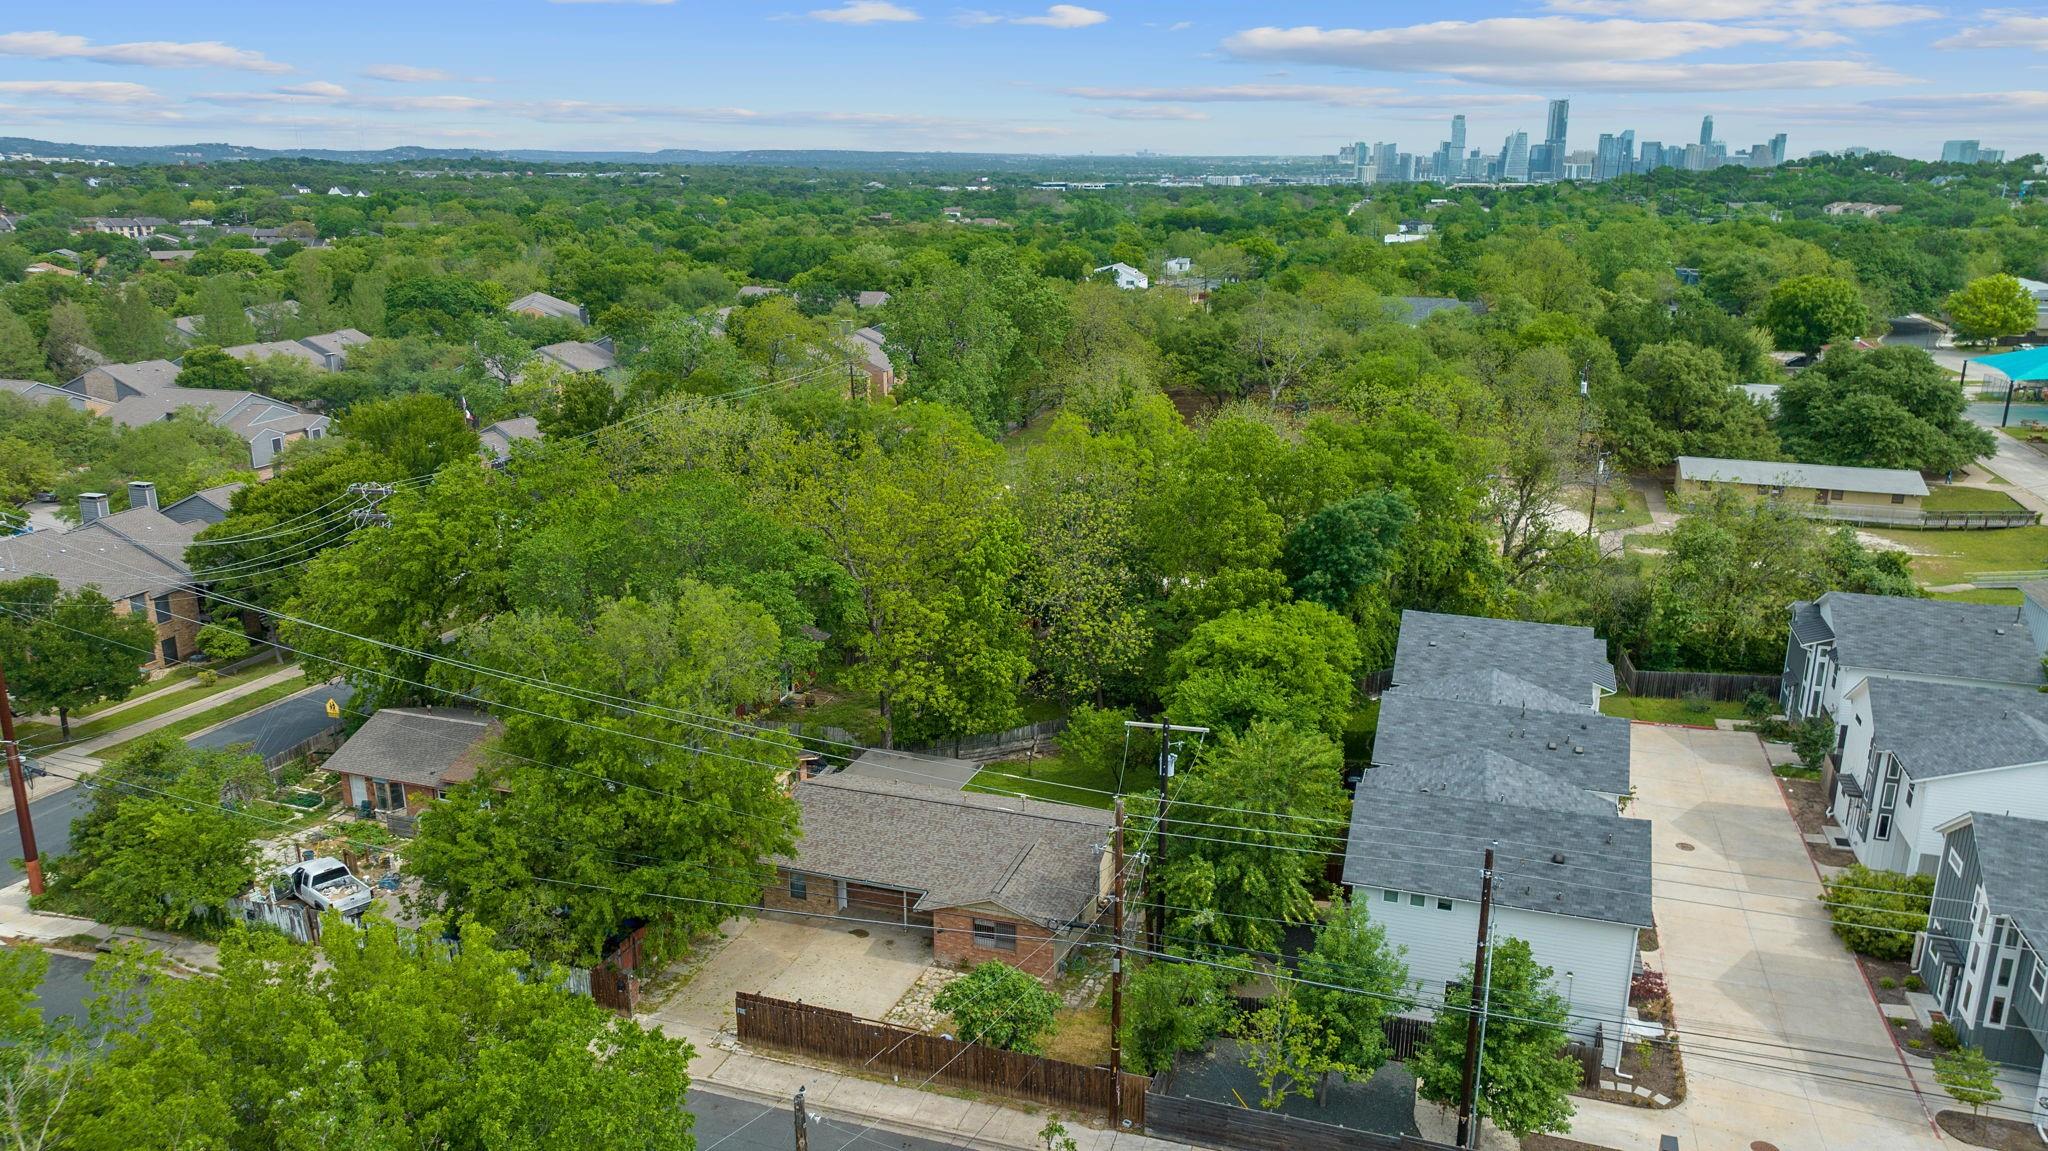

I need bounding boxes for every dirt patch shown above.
[882,967,963,1032]
[1524,1136,1626,1151]
[1862,956,1914,1005]
[1887,1014,1942,1060]
[1857,530,1932,555]
[1778,777,1859,868]
[1582,1036,1685,1108]
[1937,1109,2048,1150]
[1041,1004,1110,1067]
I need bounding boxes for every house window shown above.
[972,919,1017,951]
[1409,893,1426,908]
[1988,993,2008,1027]
[2030,960,2046,1001]
[1383,889,1399,903]
[152,594,172,623]
[1437,898,1453,911]
[270,435,283,454]
[1832,490,1846,499]
[1948,848,1964,876]
[1997,956,2015,988]
[371,779,406,811]
[1874,813,1891,841]
[1814,490,1829,503]
[788,873,806,900]
[1903,782,1914,806]
[1890,494,1906,504]
[128,593,146,616]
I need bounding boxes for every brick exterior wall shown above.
[114,588,202,667]
[761,868,849,919]
[931,909,1062,981]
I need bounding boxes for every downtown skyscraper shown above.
[1540,98,1569,181]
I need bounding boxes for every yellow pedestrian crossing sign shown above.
[325,698,341,719]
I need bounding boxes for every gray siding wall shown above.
[1919,823,2048,1068]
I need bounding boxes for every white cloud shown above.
[0,79,160,104]
[1081,105,1209,121]
[279,81,351,98]
[1062,83,1397,107]
[0,30,290,73]
[810,1,920,22]
[1862,90,2048,115]
[1936,13,2048,49]
[362,64,452,82]
[1544,0,1938,29]
[1014,4,1107,27]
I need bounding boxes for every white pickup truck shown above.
[289,857,375,917]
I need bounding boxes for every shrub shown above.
[1680,689,1712,717]
[1878,977,1897,990]
[931,961,1059,1054]
[1742,690,1776,720]
[195,620,254,664]
[1819,865,1932,960]
[1929,1020,1960,1051]
[1120,959,1231,1074]
[1791,717,1836,772]
[1904,975,1925,992]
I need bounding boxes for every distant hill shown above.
[0,137,1307,175]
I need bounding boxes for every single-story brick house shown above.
[765,772,1112,982]
[321,707,500,815]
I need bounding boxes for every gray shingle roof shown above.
[1677,456,1928,498]
[785,772,1109,928]
[1789,601,1834,647]
[160,483,244,526]
[223,339,326,368]
[1968,813,2048,947]
[1867,679,2048,781]
[1345,760,1653,927]
[1373,689,1632,795]
[297,329,371,358]
[1393,296,1487,323]
[1399,668,1587,714]
[1818,592,2041,685]
[1393,610,1615,703]
[843,748,978,789]
[506,291,587,323]
[0,506,201,598]
[321,708,500,790]
[479,417,542,464]
[534,340,616,374]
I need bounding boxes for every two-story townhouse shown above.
[1916,813,2048,1135]
[1782,592,2041,725]
[0,484,206,666]
[1833,680,2048,874]
[1392,609,1617,713]
[101,387,328,473]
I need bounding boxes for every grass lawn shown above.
[1863,525,2048,585]
[94,679,313,761]
[965,751,1135,809]
[1569,481,1653,531]
[1600,692,1749,725]
[1921,485,2026,513]
[1928,587,2025,605]
[72,664,203,717]
[1041,1005,1111,1067]
[17,662,294,751]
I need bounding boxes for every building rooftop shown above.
[1374,689,1632,796]
[1965,813,2048,947]
[1393,609,1615,705]
[1676,456,1928,498]
[534,339,617,374]
[0,504,202,598]
[1867,679,2048,781]
[841,748,978,790]
[506,291,587,323]
[321,708,501,791]
[1815,591,2040,685]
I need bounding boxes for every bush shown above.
[1904,974,1925,992]
[1878,977,1896,989]
[1819,865,1933,959]
[1120,959,1232,1074]
[195,621,253,664]
[932,961,1059,1054]
[1791,717,1836,771]
[1742,690,1776,720]
[1929,1020,1959,1051]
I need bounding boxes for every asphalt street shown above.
[0,783,93,888]
[188,682,354,759]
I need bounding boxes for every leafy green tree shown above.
[1282,491,1414,612]
[0,942,146,1151]
[384,273,497,339]
[0,308,45,380]
[41,302,99,382]
[1156,721,1348,953]
[335,393,481,478]
[191,440,389,611]
[782,404,1030,745]
[1944,274,2038,344]
[1120,959,1233,1074]
[95,285,166,362]
[0,578,156,736]
[1762,275,1872,356]
[539,371,618,439]
[1294,896,1411,1077]
[1165,601,1361,739]
[66,919,695,1150]
[1819,864,1932,960]
[1233,984,1358,1108]
[43,737,267,929]
[1776,345,1994,474]
[1596,340,1780,469]
[1933,1046,2002,1116]
[193,620,253,664]
[51,414,252,522]
[1411,937,1581,1139]
[882,247,1069,434]
[173,345,252,391]
[932,962,1060,1054]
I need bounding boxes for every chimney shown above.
[79,492,109,525]
[127,480,158,510]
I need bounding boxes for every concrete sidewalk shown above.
[647,1016,1192,1151]
[0,665,306,817]
[0,880,220,973]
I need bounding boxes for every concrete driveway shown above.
[645,914,933,1037]
[1566,725,1943,1151]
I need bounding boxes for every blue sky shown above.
[1,2,2043,159]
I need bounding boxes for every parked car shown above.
[288,856,374,916]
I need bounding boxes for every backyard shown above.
[1864,524,2048,585]
[1598,692,1748,725]
[1921,485,2028,513]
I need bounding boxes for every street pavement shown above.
[0,784,93,888]
[19,947,94,1026]
[187,681,352,760]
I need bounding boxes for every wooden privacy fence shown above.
[735,992,1147,1125]
[1615,648,1780,703]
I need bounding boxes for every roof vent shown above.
[1551,852,1567,865]
[1995,627,2007,635]
[1573,746,1585,754]
[1546,741,1559,751]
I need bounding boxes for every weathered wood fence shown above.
[735,992,1147,1125]
[1616,648,1780,702]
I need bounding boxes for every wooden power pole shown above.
[1108,797,1125,1129]
[792,1085,808,1151]
[1455,846,1496,1149]
[0,661,42,895]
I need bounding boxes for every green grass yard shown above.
[1920,485,2027,513]
[965,752,1133,809]
[15,662,294,751]
[1863,526,2048,586]
[1928,587,2025,605]
[93,679,313,761]
[1599,692,1749,725]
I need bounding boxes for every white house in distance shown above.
[1831,679,2048,875]
[1163,256,1193,275]
[1093,263,1148,290]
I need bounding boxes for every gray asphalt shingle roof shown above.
[843,748,978,789]
[1345,760,1653,927]
[1373,689,1632,795]
[1968,813,2048,947]
[785,772,1110,927]
[1393,610,1615,703]
[1818,592,2041,685]
[321,708,500,790]
[534,340,616,374]
[1790,601,1834,647]
[0,505,201,598]
[506,291,587,323]
[1867,679,2048,781]
[1677,456,1928,497]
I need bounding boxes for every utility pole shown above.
[1108,797,1126,1129]
[1584,450,1607,539]
[1122,719,1208,952]
[346,482,395,529]
[0,662,44,896]
[1455,846,1497,1149]
[792,1085,808,1151]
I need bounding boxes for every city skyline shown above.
[0,2,2043,159]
